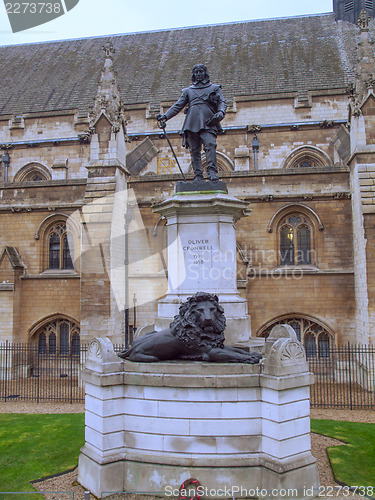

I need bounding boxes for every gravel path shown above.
[1,402,374,499]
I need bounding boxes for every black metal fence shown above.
[0,341,89,403]
[309,343,375,409]
[1,342,375,408]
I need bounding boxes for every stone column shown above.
[152,192,252,345]
[79,162,127,343]
[261,325,318,493]
[347,11,375,344]
[78,338,125,496]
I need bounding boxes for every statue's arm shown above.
[160,90,189,122]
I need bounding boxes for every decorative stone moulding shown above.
[264,324,309,376]
[84,337,123,374]
[78,329,319,499]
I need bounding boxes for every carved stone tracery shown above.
[280,341,305,361]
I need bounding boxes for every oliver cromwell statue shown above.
[157,64,227,182]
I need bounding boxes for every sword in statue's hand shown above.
[156,115,187,182]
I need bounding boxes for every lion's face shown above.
[190,300,219,328]
[170,293,226,351]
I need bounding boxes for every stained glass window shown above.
[36,320,80,355]
[47,224,74,270]
[279,214,312,266]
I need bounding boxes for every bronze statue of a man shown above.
[157,64,227,182]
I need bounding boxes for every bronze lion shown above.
[118,292,262,364]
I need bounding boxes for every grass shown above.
[0,413,85,499]
[1,414,374,498]
[311,419,375,488]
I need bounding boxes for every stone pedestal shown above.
[152,192,252,345]
[78,327,319,499]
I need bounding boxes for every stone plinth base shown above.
[175,179,228,193]
[78,329,319,498]
[79,453,318,499]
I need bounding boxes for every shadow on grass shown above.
[311,419,375,488]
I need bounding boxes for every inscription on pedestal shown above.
[183,239,214,266]
[180,236,236,288]
[152,192,253,341]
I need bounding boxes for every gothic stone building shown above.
[1,2,375,356]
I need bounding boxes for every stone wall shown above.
[128,122,341,176]
[20,276,80,340]
[350,162,370,343]
[0,286,14,343]
[0,182,85,342]
[79,163,128,343]
[0,67,362,347]
[0,113,90,181]
[364,214,375,344]
[128,169,354,345]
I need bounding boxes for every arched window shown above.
[23,172,46,181]
[280,225,294,265]
[278,214,313,266]
[288,320,302,341]
[60,322,70,354]
[35,213,79,274]
[34,319,80,356]
[297,225,311,265]
[13,162,52,183]
[71,332,81,356]
[47,223,74,270]
[49,332,57,355]
[258,316,334,358]
[283,146,332,170]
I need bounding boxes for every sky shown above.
[0,0,334,46]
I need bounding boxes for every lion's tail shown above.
[117,331,157,360]
[118,348,131,359]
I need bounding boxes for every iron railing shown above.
[0,341,88,403]
[309,343,375,409]
[0,341,125,403]
[1,342,375,408]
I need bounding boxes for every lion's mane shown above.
[170,292,226,351]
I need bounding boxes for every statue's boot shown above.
[204,139,219,182]
[187,132,205,182]
[207,166,219,182]
[192,159,204,182]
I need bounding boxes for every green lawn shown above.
[1,414,374,498]
[0,413,85,499]
[311,419,375,488]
